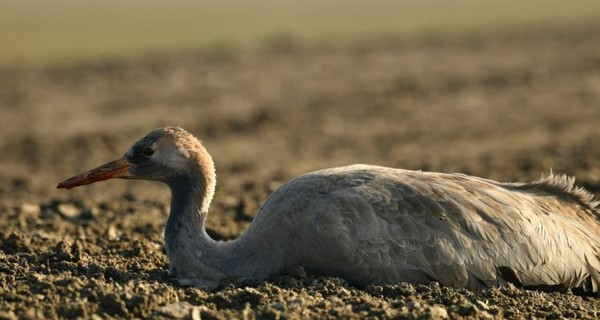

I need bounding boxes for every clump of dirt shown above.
[1,24,600,318]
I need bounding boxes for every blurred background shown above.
[1,0,600,206]
[3,2,600,317]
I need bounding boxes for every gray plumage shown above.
[58,126,600,292]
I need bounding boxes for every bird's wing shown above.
[312,168,600,291]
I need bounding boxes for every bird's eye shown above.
[142,147,154,157]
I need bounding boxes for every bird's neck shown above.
[164,154,228,287]
[163,152,287,288]
[166,178,213,242]
[165,154,216,242]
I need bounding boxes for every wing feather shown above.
[270,165,600,292]
[342,168,600,290]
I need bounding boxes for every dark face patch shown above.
[123,131,174,181]
[127,144,152,165]
[125,130,164,164]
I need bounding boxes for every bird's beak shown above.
[57,157,134,189]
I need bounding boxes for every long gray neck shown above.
[165,151,216,245]
[162,154,287,287]
[165,179,212,247]
[163,159,230,286]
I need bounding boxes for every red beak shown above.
[57,157,133,189]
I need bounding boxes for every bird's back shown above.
[252,164,600,292]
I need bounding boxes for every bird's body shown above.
[58,127,600,292]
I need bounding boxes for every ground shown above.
[1,25,600,319]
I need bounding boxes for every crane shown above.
[58,126,600,292]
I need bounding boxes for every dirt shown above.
[2,24,600,319]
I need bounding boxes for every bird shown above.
[57,126,600,292]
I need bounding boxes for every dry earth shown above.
[1,25,600,319]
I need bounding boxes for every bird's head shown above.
[57,126,212,189]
